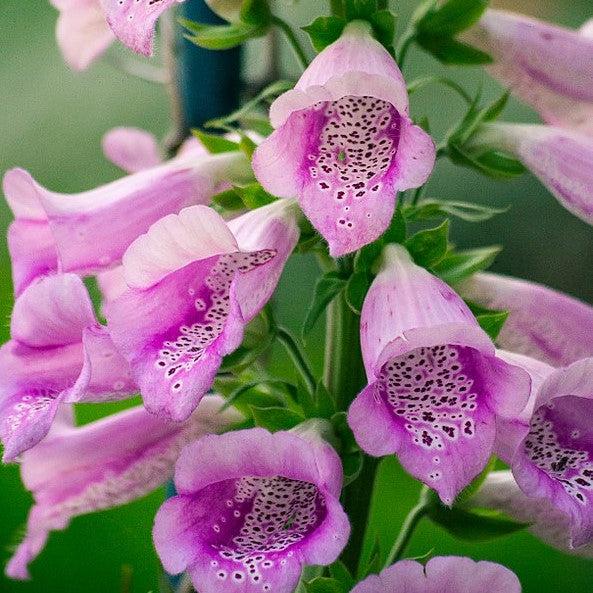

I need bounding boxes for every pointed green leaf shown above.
[233,183,276,209]
[476,310,509,340]
[405,219,450,268]
[192,130,239,154]
[212,188,245,211]
[303,16,346,52]
[345,271,371,315]
[250,406,305,431]
[343,0,378,20]
[417,34,492,65]
[417,0,489,36]
[433,246,501,285]
[369,9,397,48]
[384,202,407,245]
[183,20,264,50]
[302,272,347,336]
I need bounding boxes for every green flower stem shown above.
[396,29,415,69]
[276,327,317,396]
[272,15,309,71]
[384,486,431,567]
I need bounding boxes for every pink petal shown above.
[459,272,593,367]
[55,1,115,71]
[100,0,182,56]
[102,127,162,172]
[96,266,128,304]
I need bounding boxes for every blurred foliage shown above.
[1,0,593,592]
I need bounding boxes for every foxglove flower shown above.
[351,556,521,593]
[348,245,530,504]
[467,9,593,135]
[6,395,241,580]
[0,274,135,462]
[469,122,593,226]
[2,138,248,291]
[496,356,593,547]
[106,200,299,421]
[459,272,593,367]
[469,470,593,557]
[252,21,435,257]
[153,428,350,593]
[50,0,115,70]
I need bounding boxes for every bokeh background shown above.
[1,0,593,591]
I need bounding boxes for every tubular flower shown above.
[6,395,241,580]
[50,0,115,71]
[466,9,593,135]
[469,122,593,226]
[496,356,593,548]
[348,244,530,504]
[100,0,185,56]
[350,556,521,593]
[252,21,435,257]
[469,470,593,557]
[0,274,135,463]
[2,138,248,290]
[106,201,300,421]
[459,272,593,367]
[153,428,350,593]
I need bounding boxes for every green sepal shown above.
[343,0,378,20]
[405,199,507,223]
[302,272,347,337]
[181,18,266,50]
[191,129,239,154]
[240,0,272,27]
[448,144,526,179]
[455,456,496,505]
[369,10,397,50]
[304,577,346,593]
[432,245,501,285]
[212,188,245,211]
[417,34,492,65]
[233,182,277,209]
[296,380,336,420]
[302,16,347,52]
[329,561,355,591]
[405,219,450,269]
[466,300,509,341]
[250,405,305,431]
[221,380,298,413]
[416,0,489,37]
[345,271,371,315]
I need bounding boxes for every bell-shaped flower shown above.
[153,427,350,593]
[100,0,185,56]
[0,274,135,462]
[2,136,248,292]
[350,556,520,593]
[459,272,593,367]
[106,201,300,421]
[469,122,593,226]
[50,0,115,71]
[468,470,593,557]
[252,21,435,257]
[6,395,241,580]
[348,244,530,504]
[466,9,593,135]
[496,356,593,548]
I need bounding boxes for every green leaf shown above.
[250,406,305,431]
[432,245,501,285]
[304,577,346,593]
[355,241,384,274]
[449,144,526,179]
[384,203,407,245]
[191,130,239,154]
[233,183,276,209]
[343,0,378,20]
[417,0,489,36]
[437,200,508,222]
[483,91,510,121]
[182,19,264,50]
[240,0,272,26]
[427,503,528,542]
[405,219,450,268]
[212,188,245,211]
[303,16,346,52]
[302,272,347,336]
[329,561,355,591]
[345,271,371,315]
[476,310,509,340]
[417,34,493,65]
[369,9,397,48]
[222,380,297,412]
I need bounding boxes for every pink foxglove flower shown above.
[469,470,593,557]
[153,428,350,593]
[106,201,299,421]
[0,274,134,463]
[6,395,241,580]
[493,356,593,547]
[459,272,593,367]
[100,0,185,56]
[348,245,530,504]
[2,136,248,291]
[467,9,593,135]
[469,122,593,226]
[252,21,435,257]
[50,0,115,71]
[351,556,520,593]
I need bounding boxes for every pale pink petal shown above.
[97,266,128,303]
[102,127,162,173]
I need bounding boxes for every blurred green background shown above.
[1,0,593,591]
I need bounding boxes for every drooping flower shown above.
[50,0,115,71]
[106,200,300,421]
[2,135,249,292]
[459,272,593,367]
[468,122,593,226]
[0,274,135,462]
[252,21,435,257]
[468,470,593,557]
[6,395,241,580]
[496,356,593,548]
[350,556,521,593]
[466,9,593,135]
[348,244,530,504]
[153,427,350,593]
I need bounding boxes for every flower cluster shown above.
[3,0,593,591]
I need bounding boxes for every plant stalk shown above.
[272,16,309,71]
[276,327,317,396]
